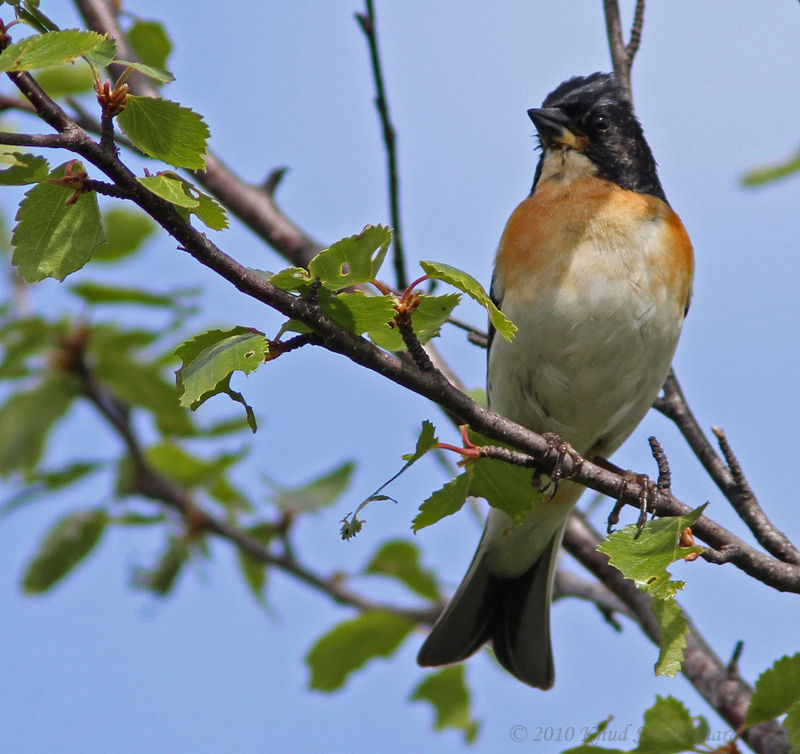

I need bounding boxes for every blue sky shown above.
[2,2,799,752]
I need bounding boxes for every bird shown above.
[417,72,694,689]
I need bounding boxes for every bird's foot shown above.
[606,470,656,535]
[533,432,582,498]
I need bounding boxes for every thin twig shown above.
[601,0,645,102]
[655,371,800,565]
[356,1,408,289]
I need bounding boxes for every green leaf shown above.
[305,611,416,691]
[650,598,689,678]
[115,60,174,84]
[22,509,107,593]
[266,460,355,513]
[365,539,440,600]
[269,266,312,292]
[369,293,461,351]
[307,225,392,287]
[420,259,516,341]
[70,281,197,311]
[175,327,269,412]
[467,448,547,524]
[118,96,209,169]
[0,29,109,72]
[784,702,800,752]
[410,666,480,743]
[0,152,49,185]
[93,206,157,262]
[0,315,65,379]
[137,173,199,207]
[35,64,95,97]
[745,652,800,727]
[143,441,245,493]
[636,696,708,754]
[127,19,172,70]
[598,506,705,599]
[11,162,107,282]
[134,535,188,596]
[135,173,226,229]
[321,290,395,337]
[742,148,800,187]
[0,376,75,475]
[598,506,705,678]
[237,523,274,605]
[412,468,473,532]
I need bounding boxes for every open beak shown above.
[527,107,581,149]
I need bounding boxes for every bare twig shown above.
[602,0,646,101]
[655,371,800,565]
[356,1,408,289]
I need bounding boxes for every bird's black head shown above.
[528,72,666,202]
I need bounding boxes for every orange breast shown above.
[494,177,693,310]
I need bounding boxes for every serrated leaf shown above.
[412,468,473,532]
[175,327,268,413]
[307,225,392,287]
[86,36,117,67]
[0,29,108,72]
[118,96,209,169]
[93,206,157,262]
[115,60,174,84]
[637,696,708,754]
[22,509,107,593]
[403,420,439,464]
[369,292,461,351]
[0,152,49,185]
[784,702,800,751]
[745,652,800,727]
[188,188,227,230]
[269,266,311,292]
[266,460,355,513]
[365,540,440,600]
[597,505,705,598]
[127,20,172,70]
[137,173,199,207]
[11,162,107,281]
[651,598,689,678]
[0,376,75,475]
[467,449,547,524]
[410,666,480,743]
[321,290,395,337]
[305,611,415,691]
[598,506,705,678]
[420,259,516,341]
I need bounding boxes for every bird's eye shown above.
[592,113,610,131]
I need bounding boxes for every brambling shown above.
[418,72,694,688]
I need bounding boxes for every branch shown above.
[602,0,645,101]
[72,0,324,269]
[356,1,408,289]
[563,511,790,754]
[70,338,435,624]
[655,370,800,565]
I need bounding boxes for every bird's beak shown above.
[527,107,582,149]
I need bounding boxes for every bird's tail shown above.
[417,520,566,690]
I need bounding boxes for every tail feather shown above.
[417,523,565,690]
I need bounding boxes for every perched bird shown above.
[417,72,694,689]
